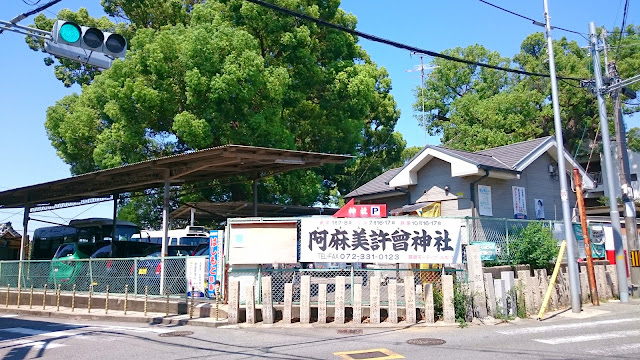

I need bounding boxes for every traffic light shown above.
[45,20,127,69]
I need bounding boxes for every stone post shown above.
[424,283,434,324]
[245,285,255,324]
[370,276,380,324]
[353,284,362,324]
[228,281,240,324]
[516,270,531,316]
[442,274,455,323]
[483,273,496,317]
[261,276,274,324]
[605,264,619,298]
[579,271,589,303]
[335,276,346,324]
[493,279,507,318]
[595,265,609,299]
[388,279,398,324]
[300,275,311,324]
[536,269,549,310]
[467,245,488,318]
[501,271,516,317]
[318,283,327,324]
[283,283,293,324]
[404,276,416,324]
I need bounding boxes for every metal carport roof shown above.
[171,201,338,222]
[0,145,352,209]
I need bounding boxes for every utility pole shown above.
[608,60,640,297]
[589,22,630,302]
[543,0,582,312]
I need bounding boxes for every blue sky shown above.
[0,0,637,234]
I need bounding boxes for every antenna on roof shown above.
[407,54,439,146]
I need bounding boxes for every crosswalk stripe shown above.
[0,314,18,318]
[496,317,640,335]
[588,342,640,356]
[534,329,640,345]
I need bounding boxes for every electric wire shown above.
[478,0,586,36]
[615,0,630,61]
[243,0,582,82]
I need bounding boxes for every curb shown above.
[0,307,229,328]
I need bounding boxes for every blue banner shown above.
[207,230,220,298]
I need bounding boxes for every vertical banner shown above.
[534,198,545,220]
[186,257,206,297]
[477,185,493,216]
[207,230,222,298]
[512,186,527,219]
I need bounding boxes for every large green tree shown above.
[28,0,404,227]
[415,29,640,154]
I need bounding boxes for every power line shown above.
[615,0,630,61]
[243,0,582,82]
[477,0,586,36]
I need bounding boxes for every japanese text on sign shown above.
[299,217,463,264]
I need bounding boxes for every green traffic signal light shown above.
[59,22,81,43]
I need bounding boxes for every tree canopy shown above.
[28,0,404,227]
[414,29,640,154]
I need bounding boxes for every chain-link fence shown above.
[229,267,462,306]
[465,217,567,265]
[0,257,188,296]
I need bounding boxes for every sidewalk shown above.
[0,289,229,328]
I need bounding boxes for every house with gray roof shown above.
[345,136,596,220]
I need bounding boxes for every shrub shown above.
[508,221,558,269]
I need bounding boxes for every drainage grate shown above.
[406,338,446,346]
[159,331,194,337]
[345,351,389,359]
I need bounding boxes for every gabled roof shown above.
[344,167,402,198]
[347,136,595,199]
[0,222,20,239]
[475,136,552,169]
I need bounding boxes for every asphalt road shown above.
[1,301,639,360]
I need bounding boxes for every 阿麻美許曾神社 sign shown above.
[299,217,463,264]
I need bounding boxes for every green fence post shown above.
[350,264,355,306]
[134,258,138,296]
[88,259,93,291]
[505,218,510,264]
[257,265,262,305]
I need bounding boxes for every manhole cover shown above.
[159,331,194,337]
[406,338,446,346]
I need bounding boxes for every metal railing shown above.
[0,256,190,296]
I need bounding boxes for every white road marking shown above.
[0,314,18,318]
[588,342,640,356]
[534,329,640,345]
[7,339,67,350]
[66,323,173,334]
[496,317,640,335]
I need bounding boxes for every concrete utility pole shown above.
[607,61,640,297]
[543,0,582,312]
[589,22,630,302]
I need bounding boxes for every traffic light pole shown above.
[589,22,630,302]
